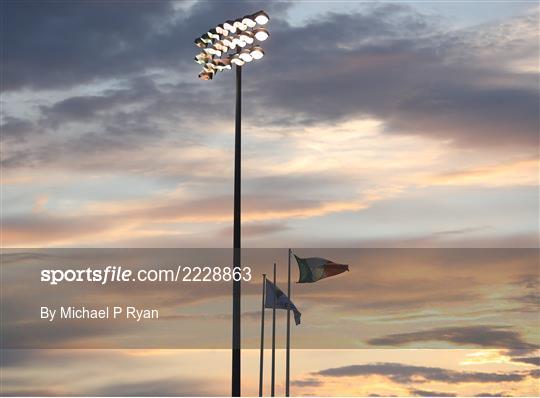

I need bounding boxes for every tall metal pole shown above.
[232,60,242,397]
[285,249,292,396]
[259,274,267,397]
[271,262,277,397]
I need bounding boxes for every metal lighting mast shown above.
[194,10,269,397]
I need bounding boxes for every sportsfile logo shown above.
[40,265,253,285]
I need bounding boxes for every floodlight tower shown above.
[194,10,269,397]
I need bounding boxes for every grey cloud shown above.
[2,0,291,92]
[316,362,526,384]
[507,274,540,314]
[530,369,540,378]
[290,378,323,387]
[433,226,491,236]
[89,377,224,396]
[367,325,538,350]
[39,77,160,128]
[410,389,456,397]
[511,356,540,366]
[249,6,538,148]
[0,117,36,143]
[2,1,174,91]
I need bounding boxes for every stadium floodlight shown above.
[221,37,234,49]
[202,47,221,56]
[200,33,213,43]
[253,28,269,41]
[193,9,270,398]
[223,20,236,33]
[253,10,269,25]
[233,37,246,48]
[194,38,206,48]
[230,54,246,66]
[239,50,253,63]
[194,12,268,80]
[233,20,248,31]
[207,28,220,40]
[250,46,265,59]
[216,24,229,36]
[242,15,256,27]
[214,42,228,52]
[239,31,254,44]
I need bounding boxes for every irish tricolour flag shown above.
[294,255,349,283]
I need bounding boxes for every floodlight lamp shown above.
[239,50,253,63]
[194,38,206,48]
[208,29,220,40]
[223,20,236,33]
[214,58,232,71]
[203,47,221,56]
[239,31,254,44]
[194,11,269,79]
[195,52,212,62]
[253,28,269,41]
[250,46,265,60]
[230,55,245,66]
[203,63,215,72]
[214,42,228,52]
[198,71,214,80]
[233,37,246,48]
[216,25,229,36]
[200,34,213,44]
[194,57,206,65]
[233,20,247,31]
[242,16,256,28]
[221,37,233,48]
[252,11,269,25]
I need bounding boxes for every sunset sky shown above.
[1,0,539,396]
[2,0,538,248]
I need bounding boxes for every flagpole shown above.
[285,249,292,396]
[259,274,266,397]
[271,262,276,397]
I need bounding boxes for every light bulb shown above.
[223,20,236,33]
[194,38,206,48]
[253,11,269,25]
[198,71,214,80]
[230,55,245,66]
[233,37,246,48]
[239,51,253,62]
[207,29,219,40]
[242,16,256,27]
[250,46,264,60]
[239,32,254,44]
[254,28,269,41]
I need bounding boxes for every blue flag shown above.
[265,279,301,325]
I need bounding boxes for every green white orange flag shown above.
[293,254,349,283]
[265,279,301,325]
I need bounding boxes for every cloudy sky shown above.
[1,0,539,396]
[2,0,538,248]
